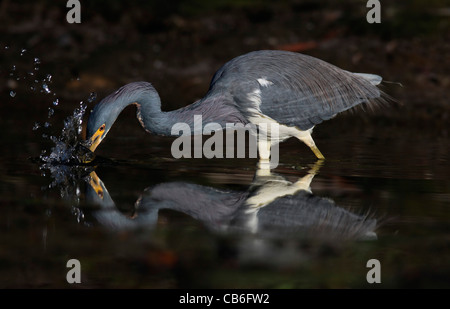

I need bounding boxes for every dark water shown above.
[1,0,449,293]
[1,93,449,288]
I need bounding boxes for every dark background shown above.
[1,0,449,128]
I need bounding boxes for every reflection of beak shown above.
[89,171,104,200]
[87,127,104,152]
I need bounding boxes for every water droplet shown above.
[4,46,9,50]
[44,122,51,128]
[46,74,52,82]
[33,122,41,130]
[20,48,26,55]
[11,65,16,71]
[52,99,59,106]
[30,86,35,91]
[10,91,16,97]
[42,83,51,94]
[87,92,97,103]
[34,57,41,65]
[48,108,54,118]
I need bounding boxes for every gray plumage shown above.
[209,50,384,130]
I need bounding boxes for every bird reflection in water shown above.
[86,161,377,242]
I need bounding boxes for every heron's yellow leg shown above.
[296,131,325,160]
[310,145,325,160]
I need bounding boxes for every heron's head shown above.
[84,82,161,153]
[85,102,114,152]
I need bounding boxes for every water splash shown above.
[38,98,97,203]
[7,48,55,99]
[3,46,96,165]
[39,101,94,165]
[5,46,97,221]
[40,161,93,198]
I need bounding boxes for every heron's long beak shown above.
[87,125,105,152]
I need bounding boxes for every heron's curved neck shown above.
[132,93,169,135]
[136,94,236,136]
[106,84,182,135]
[105,82,240,136]
[135,96,206,136]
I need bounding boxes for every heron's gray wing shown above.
[257,63,383,130]
[210,50,384,130]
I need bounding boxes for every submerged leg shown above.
[310,144,325,160]
[296,130,325,160]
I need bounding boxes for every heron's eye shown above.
[99,124,105,132]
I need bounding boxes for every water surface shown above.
[1,96,449,288]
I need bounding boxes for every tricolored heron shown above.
[85,50,387,166]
